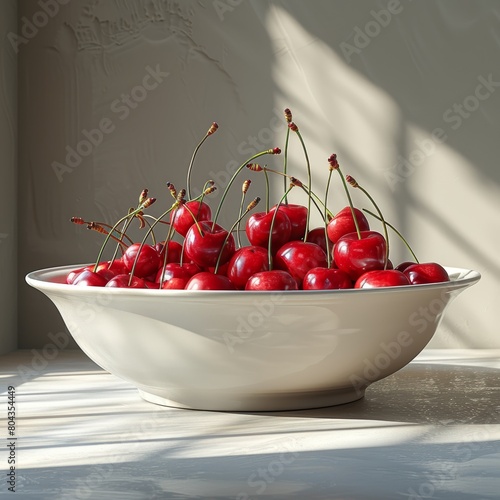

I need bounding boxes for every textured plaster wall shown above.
[16,0,500,349]
[0,0,17,355]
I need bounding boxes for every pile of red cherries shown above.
[67,110,449,291]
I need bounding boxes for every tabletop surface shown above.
[1,348,499,500]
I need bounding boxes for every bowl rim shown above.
[26,263,481,298]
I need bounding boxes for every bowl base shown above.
[137,387,365,412]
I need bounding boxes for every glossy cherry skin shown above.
[272,203,308,241]
[170,200,212,237]
[327,207,370,244]
[245,209,292,254]
[105,274,147,288]
[184,221,236,269]
[185,272,236,290]
[155,262,200,289]
[404,263,450,284]
[303,268,352,290]
[333,230,387,281]
[306,227,332,256]
[274,241,328,287]
[72,270,108,287]
[155,241,183,264]
[226,246,270,289]
[355,269,410,288]
[66,266,86,284]
[245,270,298,291]
[122,243,161,278]
[394,261,416,273]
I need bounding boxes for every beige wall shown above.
[17,0,500,348]
[0,0,17,354]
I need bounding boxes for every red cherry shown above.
[184,221,235,268]
[66,267,86,284]
[161,278,187,289]
[354,269,410,288]
[72,270,108,287]
[123,243,161,278]
[226,246,270,289]
[185,272,236,290]
[245,270,298,291]
[394,261,416,273]
[274,241,328,286]
[155,262,200,288]
[306,227,332,256]
[327,207,370,244]
[404,263,450,284]
[245,209,292,254]
[105,274,147,288]
[170,200,211,237]
[333,230,387,281]
[303,268,352,290]
[272,203,308,241]
[155,240,183,264]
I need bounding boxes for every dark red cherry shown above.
[155,240,183,264]
[72,270,108,287]
[306,227,332,256]
[170,200,211,237]
[355,269,410,288]
[155,262,201,288]
[123,243,161,278]
[327,207,370,244]
[245,270,298,291]
[404,263,450,284]
[245,209,292,254]
[274,241,328,287]
[303,268,352,290]
[226,246,270,289]
[333,231,387,281]
[185,272,236,290]
[184,221,235,269]
[105,274,147,288]
[272,203,308,241]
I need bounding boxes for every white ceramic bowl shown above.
[26,265,480,412]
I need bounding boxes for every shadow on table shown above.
[246,362,500,425]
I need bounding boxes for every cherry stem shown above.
[362,209,419,264]
[324,168,334,267]
[336,168,361,239]
[212,149,277,230]
[186,124,218,200]
[267,185,294,270]
[93,202,155,273]
[298,185,331,223]
[128,204,177,286]
[294,130,312,241]
[214,197,260,273]
[109,213,135,264]
[352,182,389,269]
[159,210,178,288]
[283,127,290,204]
[263,168,270,213]
[237,180,251,248]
